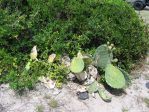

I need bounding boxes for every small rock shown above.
[61,56,71,67]
[0,84,9,88]
[77,91,89,100]
[146,57,149,63]
[76,71,88,81]
[0,84,10,91]
[147,50,149,55]
[92,93,95,98]
[38,76,47,83]
[52,88,61,95]
[67,82,78,90]
[83,76,95,86]
[0,104,5,112]
[77,86,86,92]
[88,65,98,79]
[67,73,76,81]
[38,76,56,89]
[45,79,56,89]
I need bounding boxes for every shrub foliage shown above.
[0,0,148,90]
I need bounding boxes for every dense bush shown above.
[0,0,148,90]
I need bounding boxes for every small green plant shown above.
[44,94,51,99]
[122,107,129,112]
[144,75,149,80]
[36,105,44,112]
[143,98,149,108]
[48,99,58,108]
[87,81,99,94]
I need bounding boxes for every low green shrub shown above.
[0,57,67,92]
[1,0,148,68]
[0,0,149,90]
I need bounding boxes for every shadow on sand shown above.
[103,83,127,96]
[146,82,149,89]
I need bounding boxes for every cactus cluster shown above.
[94,44,130,89]
[69,44,131,102]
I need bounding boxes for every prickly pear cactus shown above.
[87,81,112,102]
[87,81,99,93]
[98,86,112,102]
[70,57,84,73]
[93,45,111,69]
[105,64,126,89]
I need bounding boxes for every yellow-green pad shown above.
[70,57,84,73]
[105,64,125,89]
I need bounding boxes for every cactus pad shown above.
[98,86,112,102]
[93,45,111,69]
[105,64,126,89]
[70,57,84,73]
[87,81,99,93]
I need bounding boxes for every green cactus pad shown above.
[87,81,99,93]
[70,57,84,73]
[98,87,112,102]
[94,45,111,69]
[83,57,92,66]
[105,64,126,89]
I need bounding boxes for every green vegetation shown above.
[93,44,130,89]
[0,0,148,91]
[36,105,45,112]
[122,107,129,112]
[48,99,58,108]
[0,47,67,92]
[69,44,130,101]
[70,57,84,73]
[143,98,149,108]
[44,94,51,99]
[105,64,126,89]
[93,44,112,69]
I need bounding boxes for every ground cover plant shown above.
[0,0,149,92]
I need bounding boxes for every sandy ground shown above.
[0,8,149,112]
[136,7,149,24]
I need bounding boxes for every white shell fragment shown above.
[76,71,88,81]
[61,55,71,67]
[88,65,98,79]
[67,73,76,81]
[83,76,95,86]
[77,86,86,92]
[38,76,56,89]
